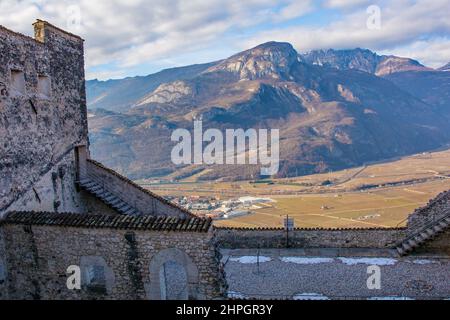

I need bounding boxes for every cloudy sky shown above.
[1,0,449,80]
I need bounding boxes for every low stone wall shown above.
[215,227,407,249]
[86,160,191,218]
[0,214,225,300]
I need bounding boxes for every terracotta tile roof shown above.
[1,211,212,233]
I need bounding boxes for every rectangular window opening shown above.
[10,69,26,95]
[37,75,51,98]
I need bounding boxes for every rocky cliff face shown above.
[299,48,430,76]
[205,42,299,80]
[136,81,193,106]
[299,48,380,74]
[86,63,215,113]
[86,43,450,181]
[375,56,430,76]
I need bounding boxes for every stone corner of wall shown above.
[33,19,84,45]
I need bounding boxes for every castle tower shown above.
[1,20,191,218]
[0,20,89,216]
[0,20,223,302]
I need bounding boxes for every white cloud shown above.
[274,0,314,22]
[0,0,449,79]
[379,38,450,68]
[85,68,129,81]
[0,0,310,77]
[242,0,450,66]
[324,0,371,9]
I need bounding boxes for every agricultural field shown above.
[214,180,450,228]
[141,148,450,228]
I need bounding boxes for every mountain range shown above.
[86,42,450,181]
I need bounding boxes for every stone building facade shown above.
[0,212,225,300]
[0,20,225,300]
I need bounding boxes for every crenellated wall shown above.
[0,21,88,216]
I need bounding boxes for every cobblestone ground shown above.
[223,249,450,300]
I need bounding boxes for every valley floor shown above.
[215,179,450,228]
[144,148,450,228]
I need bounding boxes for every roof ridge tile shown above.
[2,211,211,233]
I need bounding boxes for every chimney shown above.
[33,19,84,44]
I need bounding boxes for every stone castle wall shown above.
[86,160,192,218]
[6,152,87,214]
[406,190,450,232]
[0,20,448,302]
[0,21,213,301]
[0,22,88,216]
[0,21,189,219]
[81,189,120,216]
[0,214,224,300]
[215,227,407,249]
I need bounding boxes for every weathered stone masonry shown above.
[395,190,450,255]
[0,20,224,300]
[0,20,191,219]
[216,227,407,249]
[0,21,88,216]
[0,212,226,300]
[85,159,192,218]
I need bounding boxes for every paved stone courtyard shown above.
[222,249,450,300]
